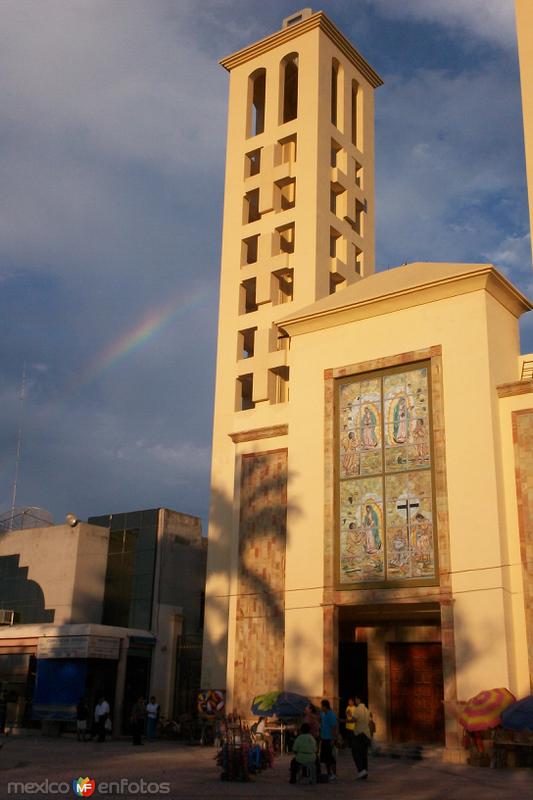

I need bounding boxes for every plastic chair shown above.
[297,762,317,785]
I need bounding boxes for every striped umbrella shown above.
[458,688,516,732]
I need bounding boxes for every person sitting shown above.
[252,716,271,746]
[289,723,317,784]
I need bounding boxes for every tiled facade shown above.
[323,346,458,745]
[233,450,287,713]
[513,409,533,689]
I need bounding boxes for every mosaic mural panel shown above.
[339,477,385,583]
[385,470,435,580]
[339,378,382,478]
[383,367,430,472]
[337,363,436,586]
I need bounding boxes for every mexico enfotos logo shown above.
[7,777,170,795]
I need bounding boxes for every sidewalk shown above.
[0,735,530,798]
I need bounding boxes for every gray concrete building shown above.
[0,508,206,733]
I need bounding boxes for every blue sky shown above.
[0,0,530,529]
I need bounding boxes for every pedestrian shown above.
[319,699,338,781]
[131,696,146,746]
[303,703,320,741]
[76,697,90,742]
[145,696,160,741]
[351,695,371,780]
[289,722,317,784]
[94,696,110,742]
[345,696,357,747]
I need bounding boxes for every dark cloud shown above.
[0,0,530,527]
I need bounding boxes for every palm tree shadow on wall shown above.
[203,464,304,707]
[0,554,55,623]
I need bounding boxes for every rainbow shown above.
[71,287,206,391]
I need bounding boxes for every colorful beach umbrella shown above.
[501,695,533,731]
[251,691,309,718]
[458,688,516,732]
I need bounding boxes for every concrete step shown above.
[372,742,445,761]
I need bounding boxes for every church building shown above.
[201,8,533,757]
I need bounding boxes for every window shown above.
[331,139,341,168]
[244,188,260,223]
[281,53,298,123]
[331,59,340,126]
[354,160,363,188]
[330,183,345,216]
[330,228,341,259]
[337,363,436,587]
[275,222,295,254]
[330,186,337,214]
[237,373,255,410]
[249,69,266,136]
[272,269,293,304]
[351,80,360,147]
[278,133,297,165]
[102,523,157,629]
[274,323,290,351]
[242,234,259,265]
[330,273,346,294]
[240,277,258,313]
[355,199,365,235]
[275,177,296,211]
[353,245,363,274]
[269,366,290,404]
[246,148,261,177]
[238,327,256,359]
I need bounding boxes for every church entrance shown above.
[389,642,445,743]
[336,602,445,745]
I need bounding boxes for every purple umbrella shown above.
[501,695,533,731]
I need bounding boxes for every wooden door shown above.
[389,643,445,743]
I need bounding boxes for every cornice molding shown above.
[497,379,533,398]
[220,12,383,88]
[229,424,288,443]
[280,266,533,337]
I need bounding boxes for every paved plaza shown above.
[0,735,531,799]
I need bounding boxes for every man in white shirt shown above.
[351,696,371,780]
[94,697,111,742]
[146,696,160,740]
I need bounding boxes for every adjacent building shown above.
[0,508,206,731]
[202,9,533,758]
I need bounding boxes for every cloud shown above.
[365,0,516,48]
[487,232,532,278]
[0,0,530,524]
[375,64,529,296]
[0,0,227,274]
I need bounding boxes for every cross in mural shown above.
[396,498,419,518]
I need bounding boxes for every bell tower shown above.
[202,9,382,708]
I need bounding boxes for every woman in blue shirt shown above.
[319,699,338,781]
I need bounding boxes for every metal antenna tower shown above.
[9,363,27,531]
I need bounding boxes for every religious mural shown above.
[338,365,436,585]
[339,477,384,582]
[339,378,382,477]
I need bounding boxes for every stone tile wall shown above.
[513,410,533,690]
[233,449,288,714]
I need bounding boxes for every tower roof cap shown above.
[220,10,383,88]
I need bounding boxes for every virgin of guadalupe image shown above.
[392,396,410,443]
[361,405,378,448]
[362,504,381,554]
